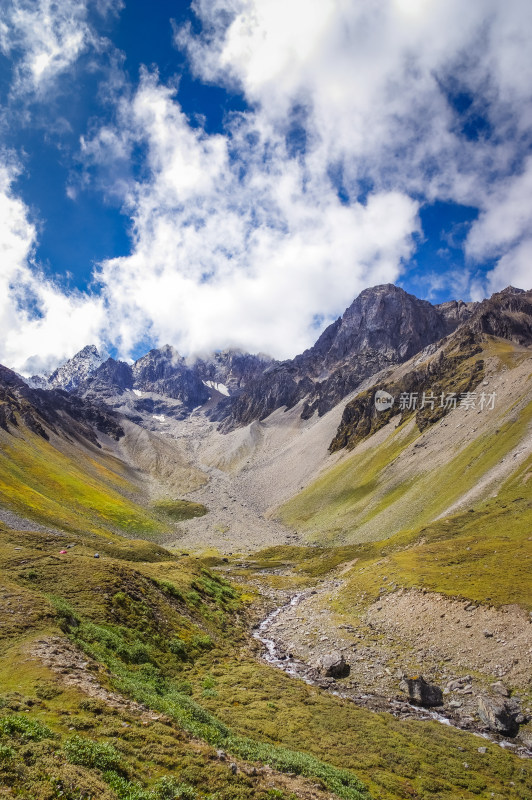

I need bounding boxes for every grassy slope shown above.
[251,447,532,610]
[0,428,206,538]
[1,343,532,799]
[279,346,532,545]
[1,526,531,800]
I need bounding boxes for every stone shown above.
[446,676,471,693]
[478,747,487,754]
[491,681,509,697]
[477,696,519,736]
[400,676,443,707]
[317,651,350,678]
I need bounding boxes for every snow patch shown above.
[133,389,143,397]
[203,380,230,396]
[152,414,166,422]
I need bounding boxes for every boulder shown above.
[400,676,443,707]
[490,681,509,698]
[477,696,519,736]
[317,652,350,679]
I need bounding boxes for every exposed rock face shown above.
[132,345,210,408]
[330,286,532,452]
[19,284,532,438]
[193,349,274,395]
[470,286,532,344]
[80,358,134,397]
[210,365,312,428]
[400,676,443,707]
[0,364,124,445]
[436,299,478,335]
[317,652,351,678]
[47,345,104,391]
[214,284,475,431]
[477,696,520,736]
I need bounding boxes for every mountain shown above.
[212,284,476,430]
[1,283,532,799]
[329,286,532,452]
[46,344,104,391]
[192,349,274,394]
[80,356,134,398]
[53,346,275,424]
[0,363,123,445]
[20,286,484,432]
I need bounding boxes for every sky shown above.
[1,0,531,375]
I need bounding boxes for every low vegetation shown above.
[0,430,164,536]
[152,500,208,522]
[279,385,532,545]
[0,510,531,800]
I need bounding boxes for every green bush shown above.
[49,596,80,632]
[157,581,185,602]
[64,736,121,772]
[189,634,213,651]
[35,683,63,700]
[0,714,54,741]
[103,772,197,800]
[0,744,15,761]
[168,638,187,659]
[153,776,198,799]
[103,771,152,800]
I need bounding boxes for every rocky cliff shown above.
[213,284,477,430]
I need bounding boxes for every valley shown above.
[0,285,531,799]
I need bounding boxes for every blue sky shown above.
[1,0,531,373]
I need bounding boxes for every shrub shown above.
[168,638,187,660]
[0,744,14,761]
[0,714,54,741]
[79,699,106,715]
[35,683,63,700]
[64,736,121,772]
[50,597,80,632]
[189,634,213,651]
[154,777,197,800]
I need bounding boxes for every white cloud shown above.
[89,71,419,359]
[465,156,532,293]
[0,0,90,96]
[0,160,105,374]
[179,0,532,205]
[0,0,123,97]
[2,0,532,373]
[485,239,532,294]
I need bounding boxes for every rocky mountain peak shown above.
[132,346,209,407]
[47,344,104,392]
[215,284,477,430]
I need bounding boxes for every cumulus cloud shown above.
[465,157,532,292]
[1,0,532,372]
[0,160,105,374]
[91,70,419,358]
[0,0,123,97]
[179,0,532,205]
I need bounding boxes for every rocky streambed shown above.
[252,590,532,759]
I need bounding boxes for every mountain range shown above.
[1,282,532,800]
[22,283,531,442]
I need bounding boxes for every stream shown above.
[252,592,532,759]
